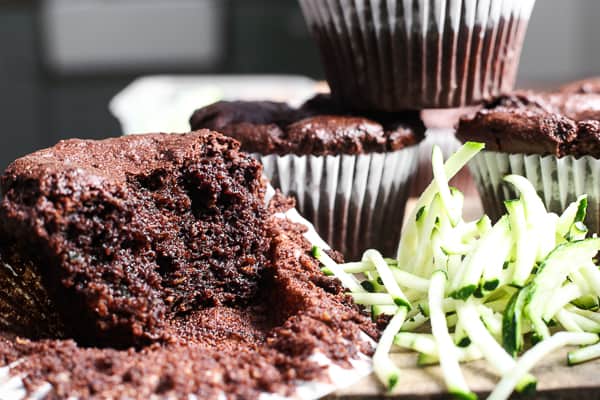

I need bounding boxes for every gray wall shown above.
[0,5,43,168]
[519,0,600,85]
[0,0,599,170]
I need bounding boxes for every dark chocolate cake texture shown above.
[457,90,600,158]
[0,131,377,399]
[0,131,270,347]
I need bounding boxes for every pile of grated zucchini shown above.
[314,142,600,400]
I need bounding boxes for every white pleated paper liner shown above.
[298,0,535,111]
[469,151,600,232]
[0,191,375,400]
[260,146,419,261]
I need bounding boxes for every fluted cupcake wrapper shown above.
[469,151,600,233]
[298,0,535,110]
[259,146,419,260]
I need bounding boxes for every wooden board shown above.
[330,349,600,399]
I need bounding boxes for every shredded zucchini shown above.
[430,271,476,399]
[373,308,407,391]
[489,333,599,400]
[311,142,600,400]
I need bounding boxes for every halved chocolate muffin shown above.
[456,86,600,231]
[0,131,376,398]
[0,132,270,347]
[191,95,425,259]
[190,95,421,156]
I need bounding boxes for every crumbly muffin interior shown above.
[0,204,376,399]
[0,132,377,399]
[0,132,269,347]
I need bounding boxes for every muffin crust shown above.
[0,132,377,398]
[190,95,425,156]
[456,91,600,158]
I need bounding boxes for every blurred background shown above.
[1,0,599,169]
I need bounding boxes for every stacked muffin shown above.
[457,78,600,232]
[191,97,424,259]
[191,0,536,259]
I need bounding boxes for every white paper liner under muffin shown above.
[469,151,600,233]
[259,145,419,260]
[298,0,536,110]
[0,189,375,400]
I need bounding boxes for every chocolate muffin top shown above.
[0,131,270,347]
[456,90,600,158]
[190,95,425,156]
[0,130,379,398]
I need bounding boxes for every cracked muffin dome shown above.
[0,131,270,347]
[455,82,600,234]
[0,132,379,398]
[456,91,600,158]
[190,94,425,156]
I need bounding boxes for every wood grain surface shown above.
[330,349,600,399]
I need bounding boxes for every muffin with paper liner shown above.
[456,85,600,232]
[298,0,536,111]
[0,131,378,399]
[190,95,425,259]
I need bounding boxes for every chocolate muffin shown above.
[456,85,600,231]
[457,91,600,157]
[0,131,269,347]
[191,96,425,259]
[298,0,536,111]
[0,132,377,399]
